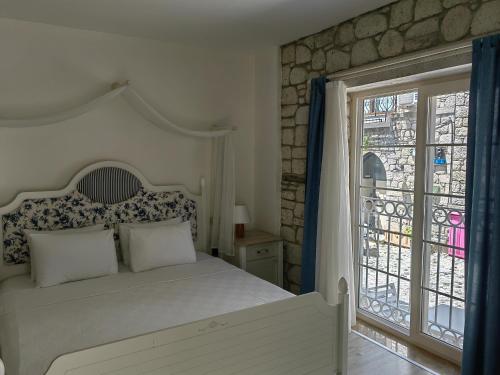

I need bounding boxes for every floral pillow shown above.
[2,188,197,265]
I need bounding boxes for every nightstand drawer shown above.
[246,242,279,261]
[246,258,278,285]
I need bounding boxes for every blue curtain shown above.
[462,35,500,375]
[300,76,327,293]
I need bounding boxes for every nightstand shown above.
[225,230,283,287]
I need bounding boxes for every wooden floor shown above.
[352,320,460,375]
[349,332,436,375]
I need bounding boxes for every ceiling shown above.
[0,0,394,47]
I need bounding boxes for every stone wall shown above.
[280,0,500,293]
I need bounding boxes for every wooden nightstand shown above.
[225,230,283,287]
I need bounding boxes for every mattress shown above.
[0,253,293,375]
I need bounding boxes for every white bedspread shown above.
[0,253,293,375]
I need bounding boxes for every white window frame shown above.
[349,73,470,365]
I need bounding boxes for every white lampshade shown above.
[234,205,250,224]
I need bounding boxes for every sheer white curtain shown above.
[315,81,356,327]
[210,134,236,256]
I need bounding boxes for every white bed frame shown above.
[0,161,349,375]
[45,286,349,375]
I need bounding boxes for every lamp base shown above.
[235,224,245,238]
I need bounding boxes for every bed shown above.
[0,161,349,375]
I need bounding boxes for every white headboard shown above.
[0,161,208,282]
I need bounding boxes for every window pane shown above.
[358,90,416,331]
[360,193,413,232]
[362,91,418,147]
[426,146,467,196]
[421,290,464,349]
[421,90,468,349]
[428,91,469,145]
[423,196,465,247]
[361,147,416,191]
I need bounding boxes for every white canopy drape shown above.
[0,82,234,137]
[210,136,236,256]
[315,81,356,327]
[0,81,236,255]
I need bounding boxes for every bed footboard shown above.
[47,281,349,375]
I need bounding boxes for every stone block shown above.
[294,203,305,219]
[281,118,295,128]
[282,209,294,225]
[296,45,312,64]
[282,44,295,64]
[282,104,298,118]
[292,159,306,175]
[285,243,302,265]
[290,67,308,85]
[405,17,440,51]
[292,147,307,159]
[293,218,304,226]
[442,6,472,42]
[471,1,500,36]
[283,160,291,173]
[326,49,350,73]
[281,199,296,210]
[296,184,305,203]
[415,0,443,21]
[335,22,355,45]
[406,16,440,38]
[351,38,379,66]
[282,146,292,159]
[295,106,309,125]
[282,128,294,145]
[301,36,315,49]
[296,227,304,244]
[282,190,295,200]
[295,126,308,146]
[378,30,404,58]
[281,226,296,243]
[390,0,414,28]
[311,50,326,70]
[315,29,335,48]
[355,13,388,39]
[282,86,298,105]
[443,0,468,8]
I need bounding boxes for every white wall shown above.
[252,47,281,234]
[0,18,258,224]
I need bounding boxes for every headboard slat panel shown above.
[76,167,142,205]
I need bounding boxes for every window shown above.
[351,75,469,363]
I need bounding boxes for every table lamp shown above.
[234,204,250,238]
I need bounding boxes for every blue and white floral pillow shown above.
[2,188,197,265]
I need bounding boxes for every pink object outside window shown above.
[448,212,465,259]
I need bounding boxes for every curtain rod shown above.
[307,39,473,85]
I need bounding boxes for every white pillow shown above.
[26,224,106,281]
[128,221,196,273]
[119,218,182,266]
[28,229,118,288]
